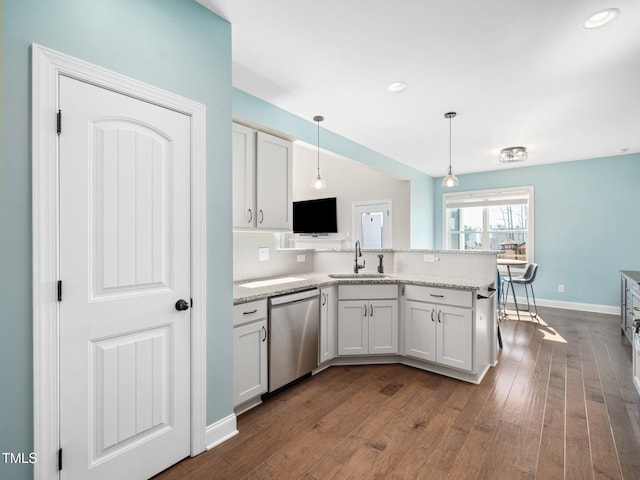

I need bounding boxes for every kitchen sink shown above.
[328,273,390,279]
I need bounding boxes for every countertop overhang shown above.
[234,272,494,305]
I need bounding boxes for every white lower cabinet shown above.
[320,286,337,363]
[404,292,473,372]
[337,285,398,356]
[233,300,268,406]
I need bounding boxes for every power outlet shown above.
[297,254,306,263]
[423,254,436,262]
[558,284,565,293]
[258,247,269,262]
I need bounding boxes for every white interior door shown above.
[58,75,191,479]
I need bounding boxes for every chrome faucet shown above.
[354,241,365,273]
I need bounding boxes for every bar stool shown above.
[503,263,539,320]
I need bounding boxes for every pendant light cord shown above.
[448,115,452,174]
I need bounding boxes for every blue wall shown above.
[0,1,232,478]
[434,154,640,307]
[233,89,436,248]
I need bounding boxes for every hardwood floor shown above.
[155,307,640,479]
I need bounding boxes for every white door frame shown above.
[32,44,207,480]
[352,199,393,248]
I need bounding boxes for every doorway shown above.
[352,200,392,249]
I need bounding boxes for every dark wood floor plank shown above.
[535,341,567,479]
[155,307,640,480]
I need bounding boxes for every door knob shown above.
[175,299,190,311]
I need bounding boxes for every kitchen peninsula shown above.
[233,247,498,412]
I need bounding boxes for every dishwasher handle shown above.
[269,289,319,306]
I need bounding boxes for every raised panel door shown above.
[233,320,268,405]
[338,301,368,355]
[232,123,256,228]
[369,300,398,354]
[320,287,337,363]
[437,304,473,371]
[59,76,191,479]
[255,131,292,229]
[404,300,436,362]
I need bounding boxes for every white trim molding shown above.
[505,296,618,315]
[205,414,238,450]
[32,43,207,480]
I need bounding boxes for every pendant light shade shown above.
[442,111,459,188]
[310,115,326,189]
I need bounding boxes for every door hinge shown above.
[57,280,62,302]
[58,448,62,471]
[57,110,62,135]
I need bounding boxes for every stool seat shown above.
[503,263,538,319]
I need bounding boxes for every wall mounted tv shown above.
[293,197,338,235]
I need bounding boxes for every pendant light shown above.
[442,111,459,188]
[310,115,326,189]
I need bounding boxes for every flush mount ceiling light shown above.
[583,8,620,29]
[310,115,327,190]
[442,112,459,188]
[387,81,406,93]
[499,146,528,163]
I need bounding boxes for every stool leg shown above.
[529,283,538,320]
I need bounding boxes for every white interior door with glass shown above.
[352,200,392,249]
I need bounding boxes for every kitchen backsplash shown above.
[233,231,314,281]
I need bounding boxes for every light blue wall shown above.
[434,154,640,307]
[0,2,232,478]
[233,89,436,248]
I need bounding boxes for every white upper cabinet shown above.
[232,123,257,228]
[232,123,293,230]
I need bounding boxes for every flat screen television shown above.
[293,197,338,234]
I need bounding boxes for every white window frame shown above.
[443,186,534,263]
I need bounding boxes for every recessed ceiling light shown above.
[387,81,406,93]
[583,8,620,29]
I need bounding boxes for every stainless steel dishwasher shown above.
[268,289,320,393]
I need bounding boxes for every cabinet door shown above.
[369,300,398,354]
[256,132,292,230]
[232,123,256,228]
[437,305,473,371]
[233,319,267,406]
[338,301,368,355]
[320,287,337,363]
[404,300,436,362]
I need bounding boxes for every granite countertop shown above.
[234,272,494,305]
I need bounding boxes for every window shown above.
[443,186,534,262]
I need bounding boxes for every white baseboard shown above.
[205,413,238,450]
[506,296,618,316]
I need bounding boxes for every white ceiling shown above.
[198,0,640,177]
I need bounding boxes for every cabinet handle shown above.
[243,309,258,315]
[438,310,443,323]
[364,303,368,317]
[430,309,435,322]
[261,325,267,342]
[259,209,264,224]
[247,208,253,223]
[322,293,327,306]
[430,294,445,298]
[370,304,374,316]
